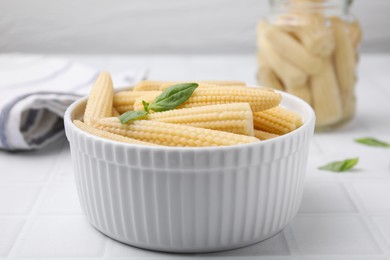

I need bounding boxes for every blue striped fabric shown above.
[0,54,144,151]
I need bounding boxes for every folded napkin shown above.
[0,54,145,151]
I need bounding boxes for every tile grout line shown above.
[341,180,390,257]
[6,141,72,258]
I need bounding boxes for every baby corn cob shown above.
[295,25,335,57]
[288,85,312,106]
[133,87,282,112]
[257,51,284,91]
[84,72,114,126]
[112,107,120,116]
[253,106,303,135]
[258,24,308,88]
[254,129,279,140]
[114,91,161,113]
[346,20,362,50]
[147,103,254,136]
[133,80,168,91]
[94,118,259,147]
[73,120,155,146]
[310,58,343,126]
[256,66,284,91]
[265,26,323,75]
[332,16,356,113]
[159,80,246,90]
[159,82,246,91]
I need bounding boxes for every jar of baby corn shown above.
[257,0,361,130]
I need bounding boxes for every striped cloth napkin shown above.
[0,54,145,151]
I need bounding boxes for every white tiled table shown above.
[1,54,390,260]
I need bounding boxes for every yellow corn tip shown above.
[114,91,161,113]
[134,87,282,112]
[94,117,259,147]
[254,129,279,140]
[147,103,254,136]
[84,71,114,126]
[73,120,155,146]
[253,106,303,135]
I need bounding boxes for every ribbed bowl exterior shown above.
[64,92,315,253]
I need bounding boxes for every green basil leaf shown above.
[119,110,148,124]
[148,83,198,112]
[142,100,150,113]
[355,137,390,148]
[318,157,359,172]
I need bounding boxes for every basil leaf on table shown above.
[148,83,198,112]
[119,110,148,124]
[318,157,359,172]
[355,137,390,148]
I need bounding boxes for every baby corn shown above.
[310,58,343,126]
[94,118,259,147]
[133,80,167,91]
[83,72,114,126]
[159,82,247,91]
[73,120,154,146]
[332,17,356,109]
[254,129,279,140]
[133,87,282,112]
[112,107,120,116]
[265,26,323,75]
[295,25,335,57]
[253,106,303,135]
[288,85,312,106]
[259,28,308,89]
[114,91,161,113]
[256,66,284,91]
[147,103,254,136]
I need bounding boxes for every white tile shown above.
[372,216,390,248]
[0,218,25,257]
[54,147,75,182]
[309,139,323,155]
[203,231,290,256]
[18,217,106,257]
[352,181,390,212]
[289,215,380,255]
[38,183,82,215]
[109,232,290,257]
[0,185,42,215]
[0,138,64,182]
[109,239,177,258]
[301,257,387,260]
[305,155,337,180]
[299,182,357,213]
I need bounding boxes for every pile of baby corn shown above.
[74,72,303,147]
[257,2,362,127]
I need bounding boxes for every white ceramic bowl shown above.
[64,91,315,253]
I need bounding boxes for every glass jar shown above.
[257,0,362,131]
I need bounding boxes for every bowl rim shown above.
[64,89,315,152]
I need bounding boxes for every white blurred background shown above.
[1,0,389,54]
